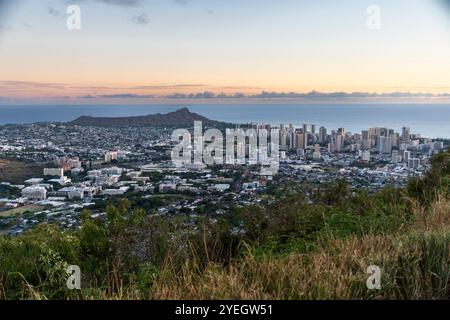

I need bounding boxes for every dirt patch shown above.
[0,159,43,184]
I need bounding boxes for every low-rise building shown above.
[22,186,47,200]
[43,168,64,177]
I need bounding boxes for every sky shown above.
[0,0,450,104]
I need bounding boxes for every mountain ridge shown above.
[67,107,227,127]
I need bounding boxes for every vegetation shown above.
[0,184,22,199]
[0,149,449,300]
[0,205,44,218]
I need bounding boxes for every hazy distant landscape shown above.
[1,104,450,138]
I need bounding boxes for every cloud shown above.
[2,80,449,103]
[170,0,188,5]
[0,23,32,32]
[219,86,263,90]
[98,0,146,6]
[98,93,154,98]
[69,0,196,8]
[70,0,147,7]
[131,13,150,25]
[21,22,32,29]
[0,80,66,90]
[131,84,204,90]
[163,90,450,100]
[0,24,12,31]
[165,91,248,99]
[50,95,71,100]
[47,6,63,17]
[0,81,206,92]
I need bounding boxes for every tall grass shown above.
[1,196,449,300]
[78,197,450,300]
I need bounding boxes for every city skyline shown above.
[1,0,450,104]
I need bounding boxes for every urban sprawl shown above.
[0,121,447,235]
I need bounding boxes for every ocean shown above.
[0,104,449,138]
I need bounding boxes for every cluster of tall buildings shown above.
[246,123,444,169]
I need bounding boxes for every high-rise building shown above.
[392,150,399,164]
[399,142,407,151]
[336,134,344,152]
[328,143,335,153]
[404,150,411,164]
[402,127,411,144]
[279,128,288,151]
[319,127,327,143]
[313,143,321,160]
[408,158,420,169]
[362,130,371,149]
[303,124,308,134]
[288,124,295,150]
[377,136,391,154]
[295,132,306,150]
[390,133,400,149]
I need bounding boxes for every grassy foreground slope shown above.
[0,149,449,300]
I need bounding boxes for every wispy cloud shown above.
[164,90,450,100]
[0,81,204,91]
[20,22,32,29]
[47,6,63,18]
[2,80,450,103]
[97,0,146,6]
[0,80,66,90]
[98,93,154,98]
[170,0,188,5]
[0,23,32,32]
[0,24,12,32]
[131,13,150,25]
[70,0,147,7]
[131,84,205,90]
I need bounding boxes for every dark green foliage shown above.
[407,148,450,205]
[0,184,21,198]
[0,224,79,299]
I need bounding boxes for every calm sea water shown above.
[0,104,449,138]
